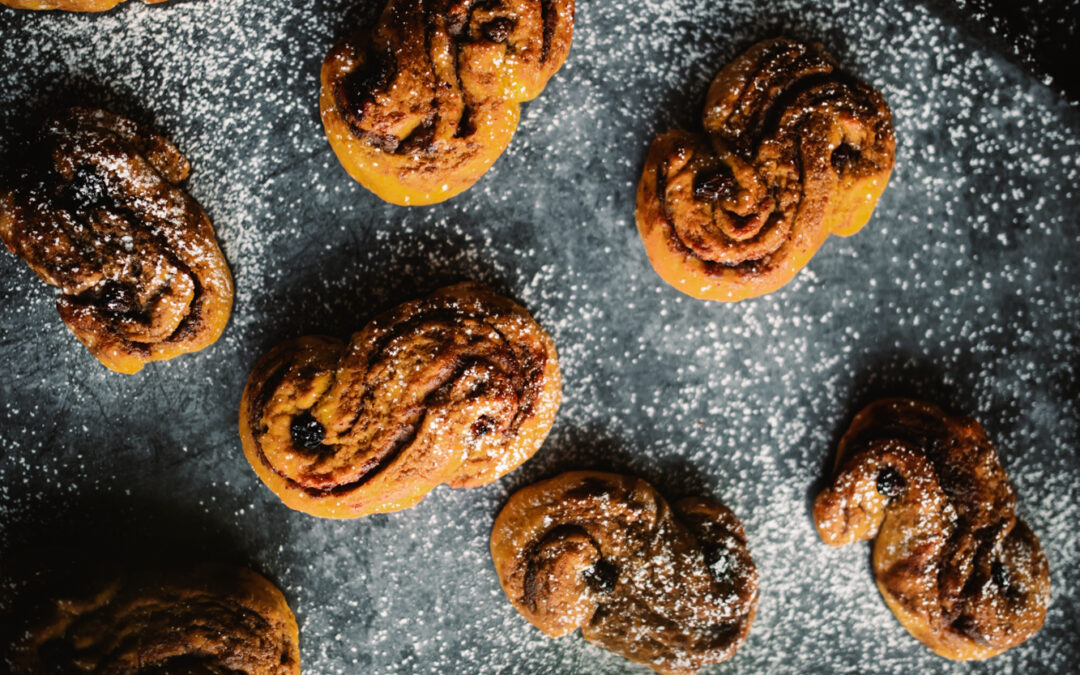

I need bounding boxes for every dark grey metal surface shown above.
[1,1,1078,673]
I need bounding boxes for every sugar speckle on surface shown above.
[1,1,1078,674]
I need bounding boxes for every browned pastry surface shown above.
[0,107,233,374]
[10,564,300,674]
[320,0,575,205]
[240,282,562,519]
[636,37,895,301]
[0,0,166,11]
[491,471,758,674]
[814,398,1050,660]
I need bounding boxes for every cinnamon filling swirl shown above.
[10,565,300,675]
[0,107,233,373]
[636,38,895,301]
[320,0,575,205]
[814,399,1050,660]
[239,282,562,519]
[492,471,758,675]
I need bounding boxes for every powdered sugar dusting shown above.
[1,0,1078,673]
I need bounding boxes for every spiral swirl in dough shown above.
[491,471,758,674]
[239,282,562,518]
[0,107,233,374]
[814,399,1050,660]
[10,564,300,674]
[0,0,167,11]
[636,38,895,301]
[320,0,575,205]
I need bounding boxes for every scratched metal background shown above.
[1,1,1078,673]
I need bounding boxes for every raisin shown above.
[481,18,514,44]
[290,411,325,452]
[693,167,736,202]
[584,559,617,594]
[471,416,494,438]
[99,281,137,315]
[991,561,1008,588]
[876,466,905,498]
[831,143,860,172]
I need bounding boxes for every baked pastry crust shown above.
[239,282,562,518]
[814,398,1050,660]
[10,564,300,674]
[320,0,575,205]
[491,471,758,674]
[636,38,895,301]
[0,0,166,11]
[0,107,233,374]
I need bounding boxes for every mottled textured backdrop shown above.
[1,1,1078,673]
